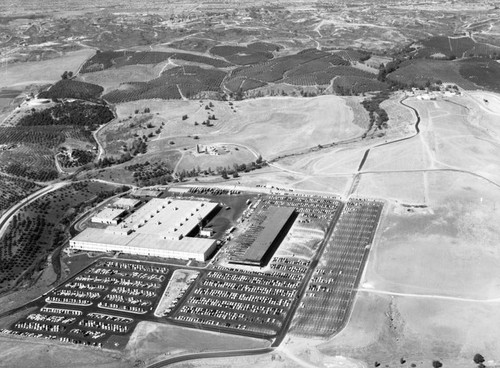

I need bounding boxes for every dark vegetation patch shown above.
[333,76,388,95]
[167,38,219,53]
[0,181,127,294]
[459,58,500,92]
[210,44,275,65]
[58,149,95,168]
[247,42,281,52]
[0,174,41,214]
[224,76,266,93]
[18,101,114,130]
[0,144,59,182]
[284,65,375,88]
[0,126,94,181]
[361,91,390,133]
[125,160,174,186]
[413,35,500,59]
[331,49,372,62]
[38,79,104,101]
[79,48,386,99]
[103,66,226,102]
[80,50,231,73]
[231,49,333,82]
[0,126,93,149]
[226,50,385,94]
[386,58,481,89]
[0,102,110,181]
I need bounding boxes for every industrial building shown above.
[230,206,296,267]
[70,228,216,261]
[107,198,219,240]
[113,197,141,210]
[91,207,127,225]
[70,198,220,261]
[132,188,163,197]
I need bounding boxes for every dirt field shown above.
[312,291,500,368]
[0,49,95,88]
[124,322,270,365]
[113,96,362,158]
[273,221,325,260]
[78,62,169,93]
[355,171,426,204]
[0,335,124,368]
[154,269,199,317]
[101,96,364,178]
[363,171,500,299]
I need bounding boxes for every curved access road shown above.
[356,96,421,172]
[0,182,69,240]
[146,347,274,368]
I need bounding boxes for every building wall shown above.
[69,239,216,262]
[91,217,120,225]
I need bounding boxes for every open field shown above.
[0,335,124,368]
[124,322,269,365]
[175,145,256,173]
[363,171,500,298]
[314,291,500,368]
[78,63,169,94]
[362,136,431,172]
[406,95,500,184]
[96,96,364,177]
[277,146,366,176]
[0,49,95,89]
[354,171,427,204]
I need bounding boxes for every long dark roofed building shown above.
[231,206,296,267]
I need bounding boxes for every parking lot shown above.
[261,194,341,223]
[171,267,306,337]
[0,259,171,349]
[291,198,383,337]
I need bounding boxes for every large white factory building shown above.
[70,198,219,261]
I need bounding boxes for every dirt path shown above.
[358,287,500,303]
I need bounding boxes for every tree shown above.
[61,71,68,79]
[432,361,442,368]
[256,155,263,164]
[473,354,485,364]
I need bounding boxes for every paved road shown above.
[0,182,69,240]
[146,347,274,368]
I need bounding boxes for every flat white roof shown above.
[92,207,127,221]
[72,227,216,254]
[113,197,141,208]
[108,198,218,240]
[133,189,163,197]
